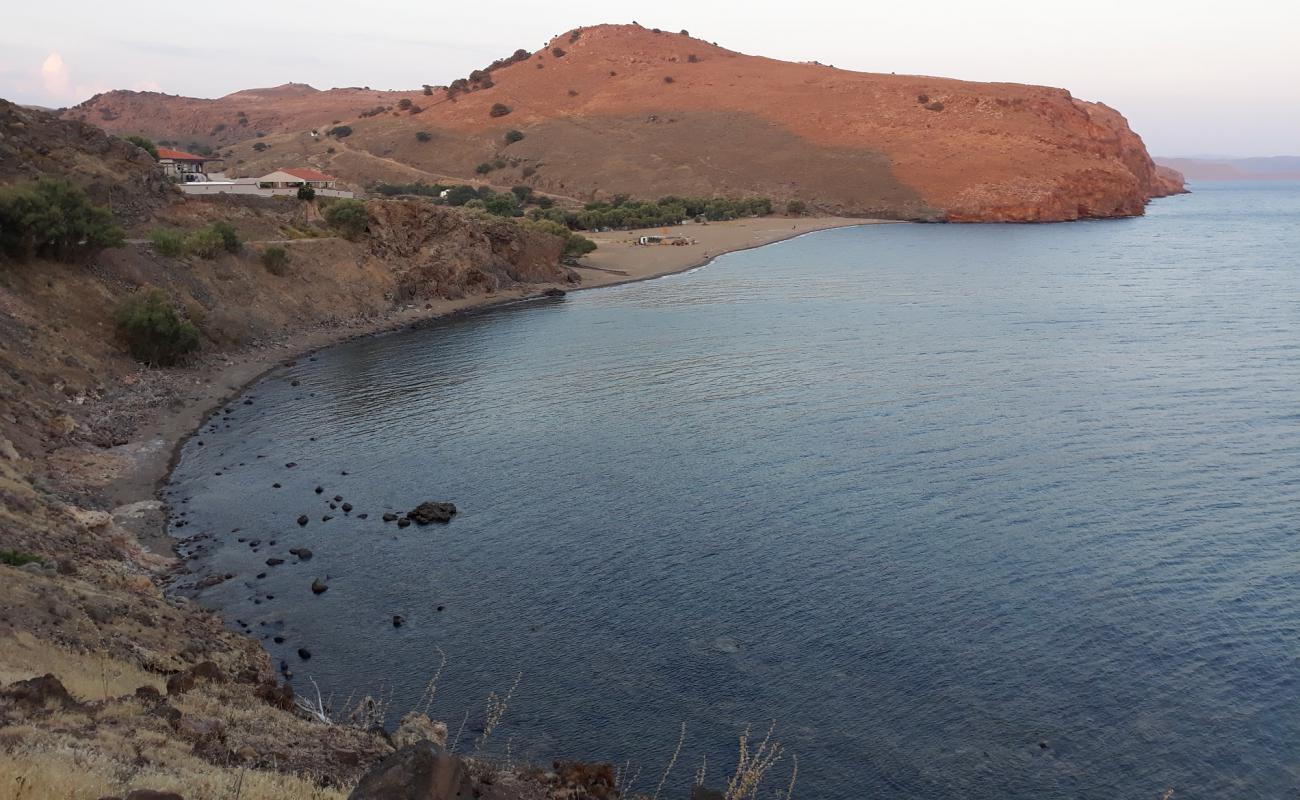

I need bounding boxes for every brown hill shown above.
[66,24,1184,221]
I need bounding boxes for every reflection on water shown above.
[170,184,1300,799]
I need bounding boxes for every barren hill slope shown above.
[68,24,1185,221]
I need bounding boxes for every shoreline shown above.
[109,215,883,558]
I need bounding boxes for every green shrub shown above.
[463,198,486,210]
[297,185,316,201]
[328,125,353,138]
[210,221,241,253]
[565,234,597,256]
[124,135,158,159]
[504,130,525,144]
[475,162,493,175]
[149,229,186,257]
[398,98,413,110]
[261,245,289,275]
[0,178,124,262]
[114,289,201,366]
[489,103,512,118]
[786,199,807,215]
[252,142,268,152]
[415,131,433,142]
[184,227,224,259]
[323,199,369,239]
[0,550,42,567]
[484,193,521,217]
[510,185,534,203]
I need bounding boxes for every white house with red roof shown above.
[157,147,221,180]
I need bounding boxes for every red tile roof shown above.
[156,147,209,161]
[281,167,335,182]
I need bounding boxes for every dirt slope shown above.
[0,104,580,798]
[66,24,1184,221]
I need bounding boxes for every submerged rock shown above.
[311,578,329,595]
[296,515,309,526]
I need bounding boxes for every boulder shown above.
[1,673,78,709]
[297,515,309,526]
[124,791,185,800]
[392,712,447,749]
[382,513,399,522]
[407,502,457,525]
[255,680,295,710]
[347,741,472,800]
[311,578,329,595]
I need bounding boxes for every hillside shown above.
[65,23,1184,222]
[0,103,588,799]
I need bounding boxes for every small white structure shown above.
[179,166,353,198]
[256,168,339,190]
[158,147,220,180]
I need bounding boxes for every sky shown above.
[2,0,1296,157]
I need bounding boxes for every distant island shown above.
[1156,156,1300,181]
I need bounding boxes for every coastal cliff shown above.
[67,24,1184,222]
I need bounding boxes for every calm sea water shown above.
[169,183,1300,799]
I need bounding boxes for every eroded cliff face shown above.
[366,202,574,301]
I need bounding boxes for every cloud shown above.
[40,52,70,96]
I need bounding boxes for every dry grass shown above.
[0,739,347,800]
[0,631,165,701]
[724,722,786,800]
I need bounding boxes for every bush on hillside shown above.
[324,199,369,239]
[510,185,534,203]
[0,178,124,262]
[184,227,225,259]
[475,162,493,175]
[261,245,289,275]
[114,289,201,366]
[149,229,186,257]
[328,125,353,138]
[398,98,413,110]
[489,103,512,118]
[484,193,521,217]
[124,135,158,159]
[416,131,433,142]
[786,199,807,215]
[211,221,241,253]
[504,130,525,144]
[297,185,316,201]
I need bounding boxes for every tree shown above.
[510,185,534,203]
[0,178,124,262]
[324,199,369,239]
[124,135,158,159]
[114,289,201,366]
[297,185,316,201]
[484,193,521,217]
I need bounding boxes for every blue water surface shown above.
[169,182,1300,799]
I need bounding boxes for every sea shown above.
[168,182,1300,799]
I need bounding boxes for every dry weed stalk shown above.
[417,646,448,717]
[724,721,784,800]
[474,672,522,752]
[694,755,708,787]
[784,754,798,800]
[651,722,687,800]
[450,708,471,754]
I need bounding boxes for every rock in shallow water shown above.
[407,501,457,525]
[311,578,328,595]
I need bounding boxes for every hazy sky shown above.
[3,0,1296,156]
